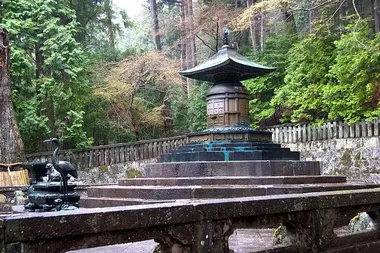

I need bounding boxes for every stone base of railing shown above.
[2,188,380,253]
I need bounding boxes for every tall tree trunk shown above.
[183,0,194,95]
[150,0,161,51]
[35,44,43,80]
[247,0,260,53]
[35,43,46,149]
[105,0,115,49]
[309,8,317,33]
[375,0,380,33]
[260,12,265,51]
[0,28,25,163]
[188,0,196,68]
[162,96,173,137]
[284,11,297,35]
[180,0,187,90]
[247,0,255,51]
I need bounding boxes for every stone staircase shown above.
[81,140,379,208]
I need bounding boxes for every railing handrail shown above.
[25,135,187,158]
[25,118,380,166]
[261,119,380,143]
[25,135,188,169]
[3,187,380,252]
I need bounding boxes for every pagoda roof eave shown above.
[178,46,276,82]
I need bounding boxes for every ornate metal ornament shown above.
[24,138,80,211]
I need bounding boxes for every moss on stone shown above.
[273,224,287,245]
[354,152,362,167]
[331,167,347,176]
[340,150,353,167]
[125,168,142,178]
[351,215,360,222]
[348,213,374,233]
[98,165,111,175]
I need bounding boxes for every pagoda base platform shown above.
[158,140,300,163]
[187,128,272,142]
[144,161,320,177]
[81,134,379,209]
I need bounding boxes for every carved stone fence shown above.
[262,119,380,143]
[26,136,187,169]
[25,120,380,167]
[2,188,380,252]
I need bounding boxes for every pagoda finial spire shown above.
[223,27,230,46]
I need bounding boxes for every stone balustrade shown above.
[2,188,380,252]
[262,119,380,144]
[26,136,187,169]
[25,120,380,168]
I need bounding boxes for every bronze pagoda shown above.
[179,29,276,142]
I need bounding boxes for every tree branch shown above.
[195,34,215,52]
[291,0,340,12]
[352,0,361,19]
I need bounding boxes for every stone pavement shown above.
[69,229,275,253]
[68,240,157,253]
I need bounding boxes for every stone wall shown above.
[0,187,28,212]
[76,159,155,185]
[282,137,380,182]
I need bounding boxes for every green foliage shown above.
[58,110,94,149]
[323,21,380,123]
[1,0,92,151]
[250,19,380,126]
[170,85,191,133]
[13,97,50,152]
[170,82,211,133]
[188,82,211,132]
[2,0,380,153]
[244,34,296,127]
[277,20,380,124]
[272,34,335,123]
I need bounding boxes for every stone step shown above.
[143,161,321,177]
[80,197,173,208]
[87,183,379,201]
[118,175,347,186]
[159,150,300,162]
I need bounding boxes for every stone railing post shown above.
[285,208,337,252]
[156,220,234,253]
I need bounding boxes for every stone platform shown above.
[158,140,300,162]
[83,140,379,208]
[82,176,379,208]
[144,161,320,177]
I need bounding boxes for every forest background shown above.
[0,0,379,154]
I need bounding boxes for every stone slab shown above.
[67,240,157,253]
[81,197,174,208]
[143,161,321,177]
[118,175,347,186]
[86,183,380,201]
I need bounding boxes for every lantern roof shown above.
[178,45,276,82]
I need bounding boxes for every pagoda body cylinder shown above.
[206,81,250,129]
